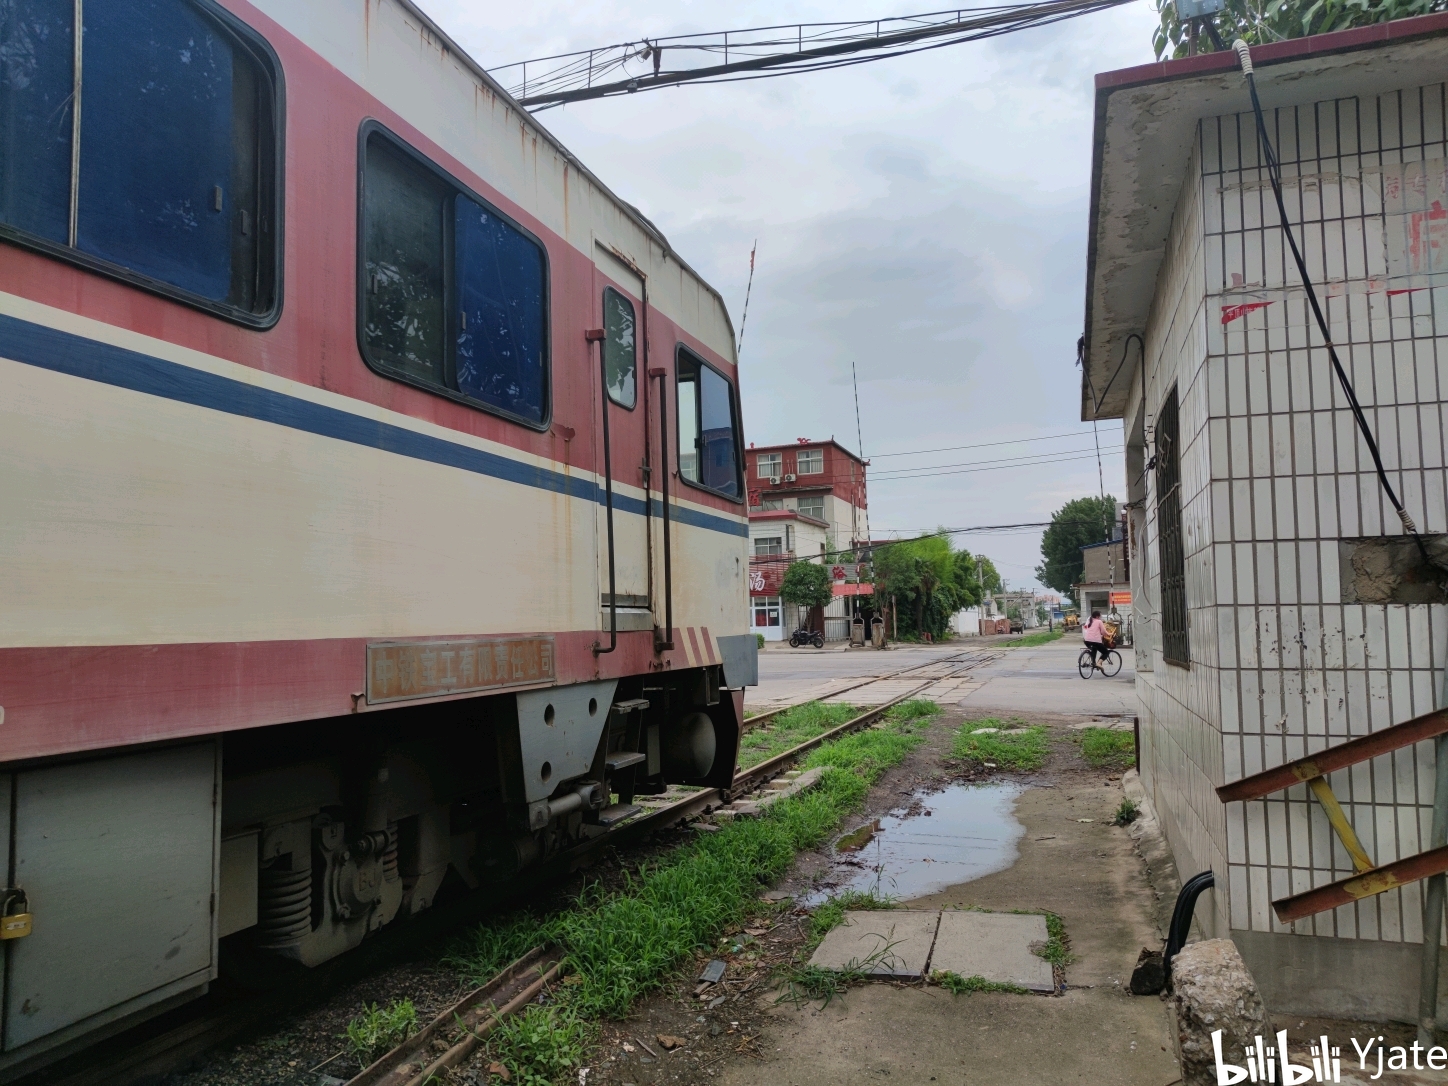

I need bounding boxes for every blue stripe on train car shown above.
[0,312,748,538]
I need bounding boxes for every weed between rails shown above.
[344,998,417,1068]
[1078,726,1136,769]
[445,703,930,1084]
[738,702,859,769]
[951,720,1050,771]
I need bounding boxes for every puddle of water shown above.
[835,820,880,852]
[806,781,1025,905]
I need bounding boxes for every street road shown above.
[747,636,1135,717]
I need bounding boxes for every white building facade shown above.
[1083,19,1448,1021]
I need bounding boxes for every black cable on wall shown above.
[1232,39,1429,560]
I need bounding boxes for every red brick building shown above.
[745,440,870,640]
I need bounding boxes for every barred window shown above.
[1155,386,1189,667]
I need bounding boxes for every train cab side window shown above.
[360,128,549,428]
[0,0,280,322]
[675,346,742,501]
[602,287,636,409]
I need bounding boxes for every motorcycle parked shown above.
[789,626,825,649]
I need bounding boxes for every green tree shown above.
[868,532,1007,641]
[1034,496,1117,596]
[1153,0,1444,59]
[780,560,833,611]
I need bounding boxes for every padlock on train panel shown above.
[1,889,33,940]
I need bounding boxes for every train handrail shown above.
[653,362,674,650]
[588,327,617,655]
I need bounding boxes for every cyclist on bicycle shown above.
[1082,610,1109,671]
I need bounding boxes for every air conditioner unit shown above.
[769,475,781,485]
[784,473,797,482]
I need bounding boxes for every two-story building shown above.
[745,440,870,641]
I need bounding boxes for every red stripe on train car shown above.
[685,627,703,667]
[0,630,661,763]
[699,626,718,663]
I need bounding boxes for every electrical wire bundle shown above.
[491,0,1134,109]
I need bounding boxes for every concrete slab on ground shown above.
[808,910,940,977]
[930,910,1054,991]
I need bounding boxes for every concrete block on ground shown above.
[929,910,1054,992]
[1172,938,1267,1086]
[756,768,825,810]
[714,801,760,821]
[808,910,939,978]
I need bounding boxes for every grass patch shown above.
[1033,911,1073,968]
[951,721,1050,771]
[447,711,927,1081]
[1003,630,1064,648]
[883,698,940,730]
[931,970,1028,995]
[1114,797,1140,825]
[1079,727,1136,769]
[484,1004,591,1086]
[738,701,859,769]
[344,999,417,1068]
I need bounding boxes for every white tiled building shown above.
[1082,17,1448,1020]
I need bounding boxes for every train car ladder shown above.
[1216,707,1448,1044]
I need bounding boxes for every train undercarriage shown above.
[223,665,740,967]
[0,663,742,1076]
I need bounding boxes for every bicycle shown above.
[1078,644,1122,678]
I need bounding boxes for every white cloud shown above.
[419,0,1152,588]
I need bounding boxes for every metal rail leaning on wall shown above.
[1214,706,1448,1044]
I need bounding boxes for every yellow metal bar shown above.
[1307,776,1375,874]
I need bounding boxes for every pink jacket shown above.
[1082,618,1105,643]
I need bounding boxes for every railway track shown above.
[24,646,1000,1086]
[342,647,1003,1086]
[741,645,1004,731]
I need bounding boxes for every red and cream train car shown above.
[0,0,755,1070]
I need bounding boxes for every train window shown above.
[360,126,550,428]
[0,0,281,323]
[675,346,742,501]
[602,287,636,409]
[363,139,447,384]
[455,196,546,423]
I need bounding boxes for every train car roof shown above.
[254,0,738,361]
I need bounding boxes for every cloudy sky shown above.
[422,0,1160,591]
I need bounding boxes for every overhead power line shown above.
[491,0,1133,110]
[870,442,1124,477]
[870,446,1123,482]
[868,428,1111,458]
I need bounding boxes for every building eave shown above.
[1081,12,1448,422]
